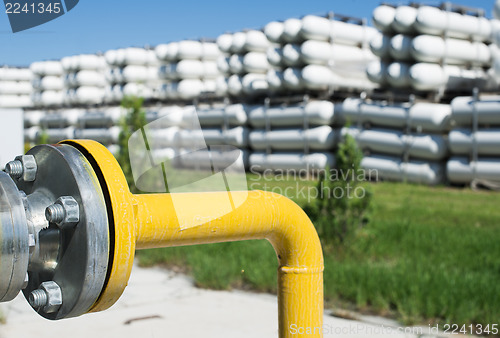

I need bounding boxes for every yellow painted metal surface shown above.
[60,140,136,313]
[60,140,324,337]
[133,191,324,337]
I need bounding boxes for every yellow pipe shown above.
[133,191,324,337]
[62,140,324,337]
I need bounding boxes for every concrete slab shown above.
[0,264,459,338]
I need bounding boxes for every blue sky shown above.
[1,0,496,66]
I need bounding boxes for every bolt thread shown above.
[5,160,23,178]
[45,204,65,223]
[29,289,47,308]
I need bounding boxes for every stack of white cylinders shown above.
[30,61,64,107]
[337,97,450,184]
[343,126,448,160]
[156,40,221,100]
[264,15,378,93]
[447,95,500,184]
[150,104,250,170]
[0,67,33,108]
[368,4,495,92]
[217,30,272,96]
[23,108,84,143]
[488,1,500,87]
[361,155,444,185]
[246,100,336,172]
[62,54,107,105]
[104,47,159,103]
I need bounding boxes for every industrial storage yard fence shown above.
[8,1,500,186]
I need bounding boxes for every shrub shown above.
[304,134,372,244]
[117,96,147,193]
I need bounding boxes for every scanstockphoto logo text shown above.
[248,165,378,203]
[3,0,79,33]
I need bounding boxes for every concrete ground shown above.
[0,264,458,338]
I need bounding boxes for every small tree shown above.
[117,96,147,193]
[304,134,372,245]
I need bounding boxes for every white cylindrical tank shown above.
[177,40,203,60]
[0,95,32,108]
[216,34,233,54]
[33,76,64,90]
[176,79,204,100]
[447,157,500,183]
[249,152,335,171]
[361,155,444,185]
[267,47,284,67]
[145,127,180,148]
[229,54,245,74]
[173,60,205,79]
[0,68,32,81]
[301,40,376,65]
[301,65,332,90]
[449,129,500,155]
[66,70,106,87]
[249,126,335,151]
[0,81,32,95]
[366,60,388,85]
[409,63,490,91]
[266,69,285,91]
[414,6,491,42]
[244,30,269,52]
[78,108,125,127]
[300,15,376,46]
[264,21,285,43]
[227,75,243,96]
[178,104,248,127]
[282,44,303,67]
[74,126,121,144]
[372,5,396,33]
[355,128,448,160]
[369,32,391,59]
[282,18,303,43]
[241,73,268,95]
[179,127,249,148]
[72,86,105,104]
[243,52,270,73]
[201,42,220,60]
[410,35,491,66]
[386,62,411,88]
[121,65,150,82]
[389,34,413,61]
[338,98,451,131]
[283,67,305,90]
[249,101,335,127]
[392,6,418,34]
[231,32,247,54]
[451,96,500,125]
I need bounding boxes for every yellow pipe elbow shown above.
[62,140,324,337]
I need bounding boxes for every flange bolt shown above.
[5,160,23,178]
[29,281,62,313]
[45,196,80,229]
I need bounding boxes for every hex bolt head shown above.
[29,281,62,313]
[45,196,80,229]
[6,155,37,182]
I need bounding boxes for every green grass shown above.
[137,175,500,327]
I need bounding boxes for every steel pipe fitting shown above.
[0,140,324,337]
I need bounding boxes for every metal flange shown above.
[0,144,110,320]
[0,171,29,302]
